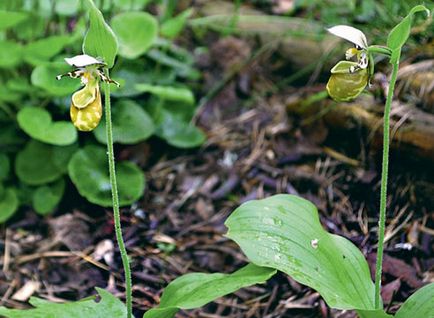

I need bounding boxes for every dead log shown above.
[286,94,434,161]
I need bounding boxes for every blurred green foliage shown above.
[0,0,205,222]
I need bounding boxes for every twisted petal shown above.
[327,25,368,49]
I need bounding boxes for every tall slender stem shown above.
[374,55,400,309]
[103,69,132,318]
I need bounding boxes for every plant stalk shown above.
[374,54,400,309]
[103,69,132,318]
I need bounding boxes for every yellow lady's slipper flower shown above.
[56,54,119,131]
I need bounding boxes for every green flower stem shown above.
[103,68,132,318]
[374,53,400,309]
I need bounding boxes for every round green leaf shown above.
[155,110,205,148]
[0,41,23,68]
[135,84,195,105]
[0,154,10,181]
[18,107,77,146]
[24,36,71,65]
[32,179,65,215]
[0,188,19,223]
[31,63,81,96]
[68,145,145,207]
[111,12,158,59]
[15,140,77,185]
[225,194,376,310]
[93,100,155,144]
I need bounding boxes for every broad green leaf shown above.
[24,36,71,66]
[15,141,77,186]
[32,179,65,215]
[135,84,195,105]
[0,154,10,181]
[395,283,434,318]
[93,100,155,144]
[111,12,158,59]
[0,288,126,318]
[0,41,23,68]
[82,0,118,68]
[225,194,376,310]
[387,5,430,64]
[155,109,205,148]
[143,264,276,318]
[31,63,81,96]
[357,309,393,318]
[0,10,28,30]
[161,9,193,39]
[0,188,19,223]
[17,107,77,146]
[68,145,145,207]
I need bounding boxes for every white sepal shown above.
[327,25,368,49]
[64,54,105,67]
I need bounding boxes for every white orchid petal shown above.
[64,54,104,67]
[327,25,368,49]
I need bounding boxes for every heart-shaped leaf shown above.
[93,100,155,144]
[32,179,65,215]
[111,12,158,59]
[0,188,19,223]
[143,264,276,318]
[0,288,126,318]
[17,107,77,146]
[82,0,118,68]
[15,141,77,186]
[68,145,145,207]
[225,194,376,310]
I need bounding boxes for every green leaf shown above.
[68,145,145,207]
[143,264,276,318]
[93,100,155,144]
[0,288,127,318]
[147,48,201,80]
[0,41,23,68]
[24,36,71,66]
[15,141,77,186]
[0,10,28,30]
[135,84,195,105]
[395,283,434,318]
[82,0,118,68]
[357,309,393,318]
[161,9,193,39]
[17,107,77,146]
[387,5,430,63]
[31,63,81,96]
[32,179,65,215]
[0,154,10,181]
[111,12,158,59]
[225,194,376,310]
[0,188,19,223]
[155,109,205,148]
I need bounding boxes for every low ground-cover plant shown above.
[0,3,432,318]
[0,0,203,223]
